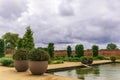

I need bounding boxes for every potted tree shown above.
[13,49,28,72]
[29,48,50,75]
[80,56,88,64]
[110,56,116,62]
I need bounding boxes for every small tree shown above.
[75,44,84,57]
[106,43,118,50]
[23,26,35,50]
[17,38,24,49]
[48,42,54,58]
[92,45,99,57]
[67,45,72,57]
[79,44,84,57]
[0,39,5,57]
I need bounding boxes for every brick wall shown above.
[54,50,120,57]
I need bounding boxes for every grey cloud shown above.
[59,0,74,16]
[0,0,28,20]
[1,0,120,50]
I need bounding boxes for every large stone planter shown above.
[14,60,28,72]
[29,61,48,75]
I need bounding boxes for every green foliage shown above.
[2,32,19,50]
[13,49,28,60]
[52,56,65,60]
[48,42,54,58]
[49,60,64,64]
[29,48,50,61]
[67,57,81,62]
[106,43,118,50]
[67,45,72,57]
[23,27,35,50]
[93,56,109,60]
[0,39,5,58]
[0,57,14,67]
[37,47,48,51]
[92,45,99,57]
[110,56,116,62]
[75,44,84,57]
[17,38,24,49]
[80,56,93,65]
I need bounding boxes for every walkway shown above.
[0,60,116,80]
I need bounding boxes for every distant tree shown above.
[17,38,24,49]
[106,43,118,50]
[67,45,72,57]
[37,47,48,51]
[2,32,19,50]
[92,45,99,57]
[79,44,84,57]
[48,42,54,58]
[23,26,35,50]
[0,39,5,57]
[75,44,84,57]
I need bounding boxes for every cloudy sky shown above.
[0,0,120,50]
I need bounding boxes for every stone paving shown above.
[0,60,116,80]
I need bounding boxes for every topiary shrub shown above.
[0,57,14,67]
[29,48,50,61]
[67,45,72,57]
[13,49,28,60]
[110,56,116,62]
[92,45,99,57]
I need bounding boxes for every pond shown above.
[50,63,120,80]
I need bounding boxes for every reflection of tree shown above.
[75,66,100,79]
[75,68,93,79]
[93,66,100,76]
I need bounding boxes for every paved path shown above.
[0,60,115,80]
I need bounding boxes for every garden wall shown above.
[54,50,120,58]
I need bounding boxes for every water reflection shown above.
[75,66,100,79]
[52,63,120,80]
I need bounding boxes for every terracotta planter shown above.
[29,61,48,75]
[14,60,28,72]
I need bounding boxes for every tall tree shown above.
[23,26,35,50]
[67,45,72,57]
[0,39,5,57]
[92,45,99,57]
[17,38,24,49]
[48,42,54,58]
[106,43,118,50]
[2,32,19,50]
[75,44,84,57]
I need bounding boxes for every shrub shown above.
[110,56,116,62]
[48,43,54,58]
[92,45,99,57]
[75,44,84,57]
[80,56,88,64]
[13,49,28,60]
[67,45,72,57]
[80,56,93,65]
[0,57,14,67]
[29,48,50,61]
[0,39,5,58]
[93,56,109,60]
[67,57,81,62]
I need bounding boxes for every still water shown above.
[51,63,120,80]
